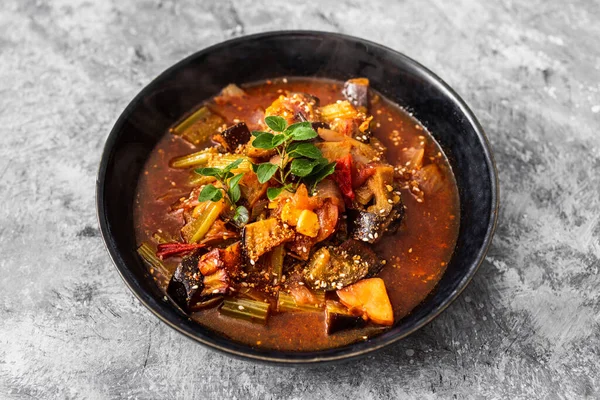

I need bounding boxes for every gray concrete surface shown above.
[1,0,599,399]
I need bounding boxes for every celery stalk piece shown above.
[136,242,169,277]
[170,149,214,169]
[188,173,217,187]
[269,245,285,282]
[170,106,224,145]
[220,297,270,324]
[181,200,224,243]
[277,291,326,313]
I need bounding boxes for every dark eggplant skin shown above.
[342,78,369,109]
[216,122,251,152]
[305,239,380,290]
[311,121,330,131]
[347,201,405,244]
[166,251,204,312]
[325,301,367,334]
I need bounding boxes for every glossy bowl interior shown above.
[97,31,498,364]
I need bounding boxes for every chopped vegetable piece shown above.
[315,200,339,242]
[269,245,285,281]
[319,100,359,122]
[325,300,366,334]
[166,251,204,312]
[336,278,394,326]
[332,154,354,201]
[220,297,270,324]
[214,83,246,103]
[200,269,229,297]
[280,201,303,226]
[367,165,395,216]
[170,149,216,168]
[136,243,169,276]
[189,296,224,312]
[198,248,223,276]
[278,291,325,313]
[170,106,224,145]
[213,122,252,152]
[342,78,369,109]
[304,240,380,290]
[181,200,224,243]
[156,242,206,259]
[317,127,346,142]
[296,209,320,238]
[347,202,404,245]
[242,218,295,262]
[286,233,318,261]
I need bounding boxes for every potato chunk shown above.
[336,278,394,325]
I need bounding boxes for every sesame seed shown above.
[238,305,245,310]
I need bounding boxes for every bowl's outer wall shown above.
[98,32,497,363]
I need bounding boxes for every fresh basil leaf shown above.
[228,173,245,190]
[290,158,321,177]
[194,167,222,178]
[265,116,287,132]
[255,163,279,184]
[232,205,249,227]
[267,187,284,201]
[252,133,276,149]
[287,142,322,159]
[271,134,287,147]
[252,130,270,137]
[229,183,241,203]
[198,184,223,202]
[286,122,318,141]
[251,163,260,173]
[223,158,244,173]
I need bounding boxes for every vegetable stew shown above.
[134,77,460,351]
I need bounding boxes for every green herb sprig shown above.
[251,116,336,200]
[194,159,249,227]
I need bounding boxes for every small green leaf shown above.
[286,122,318,141]
[232,205,249,227]
[255,163,279,184]
[198,184,223,202]
[194,167,222,178]
[223,158,244,173]
[251,163,260,173]
[252,133,276,149]
[229,183,241,203]
[252,130,270,137]
[267,187,284,201]
[307,160,337,185]
[271,134,287,147]
[290,158,321,177]
[265,116,287,132]
[287,142,322,159]
[228,173,245,190]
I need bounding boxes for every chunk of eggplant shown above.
[347,200,405,244]
[325,300,366,334]
[213,122,251,153]
[342,78,369,109]
[166,251,204,312]
[304,239,380,290]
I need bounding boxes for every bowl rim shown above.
[96,30,499,364]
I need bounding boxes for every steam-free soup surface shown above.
[134,78,459,351]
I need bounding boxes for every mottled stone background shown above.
[1,0,599,399]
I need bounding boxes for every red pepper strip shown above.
[353,163,377,189]
[156,242,206,259]
[332,154,355,201]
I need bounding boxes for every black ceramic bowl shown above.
[97,31,498,364]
